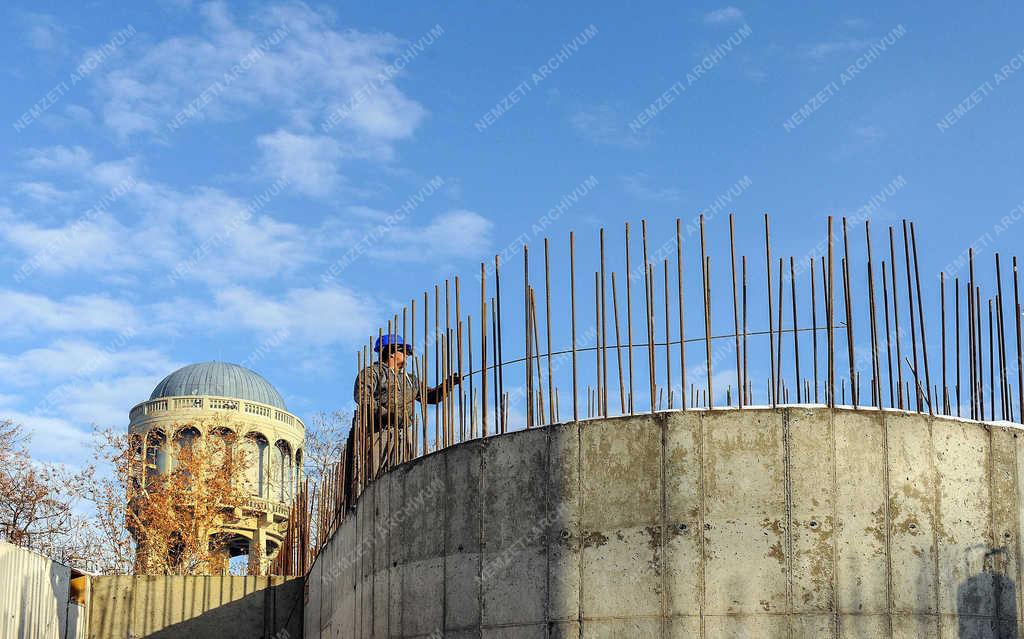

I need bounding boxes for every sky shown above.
[2,1,1023,467]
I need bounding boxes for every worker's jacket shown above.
[352,362,446,429]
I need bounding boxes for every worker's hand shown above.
[447,373,462,387]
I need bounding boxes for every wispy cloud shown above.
[21,13,66,52]
[570,103,649,148]
[0,290,139,337]
[802,37,873,60]
[703,7,745,25]
[621,173,684,203]
[95,1,428,183]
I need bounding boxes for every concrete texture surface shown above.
[304,407,1024,638]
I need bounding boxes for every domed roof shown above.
[150,362,287,410]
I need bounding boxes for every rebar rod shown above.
[865,221,882,409]
[790,256,801,403]
[676,218,686,410]
[570,232,579,421]
[765,214,777,405]
[626,222,635,414]
[910,223,933,415]
[730,215,743,407]
[612,272,626,413]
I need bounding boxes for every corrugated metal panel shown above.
[0,541,75,639]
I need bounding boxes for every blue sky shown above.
[2,1,1023,466]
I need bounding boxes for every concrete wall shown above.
[0,541,89,639]
[88,574,302,639]
[303,407,1024,638]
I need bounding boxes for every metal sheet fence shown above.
[0,541,88,639]
[272,214,1024,575]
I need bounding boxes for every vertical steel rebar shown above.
[664,259,673,408]
[766,214,777,405]
[910,223,933,415]
[828,218,835,408]
[626,222,634,414]
[996,254,1009,420]
[888,232,904,409]
[600,229,609,416]
[968,265,977,418]
[901,221,921,411]
[594,270,602,418]
[545,238,554,425]
[570,232,579,421]
[977,285,985,420]
[647,262,658,413]
[941,272,947,413]
[480,263,488,438]
[989,298,995,420]
[612,272,626,413]
[882,261,895,409]
[524,246,533,428]
[530,287,545,422]
[700,216,713,408]
[643,221,656,412]
[955,277,961,417]
[742,256,749,405]
[677,218,687,410]
[494,256,505,430]
[865,221,882,409]
[456,277,464,440]
[790,256,801,403]
[730,215,743,407]
[842,219,857,407]
[811,257,820,403]
[1014,256,1022,425]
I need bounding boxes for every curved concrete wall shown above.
[304,407,1024,638]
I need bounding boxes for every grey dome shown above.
[150,362,287,410]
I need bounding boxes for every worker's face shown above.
[389,349,407,369]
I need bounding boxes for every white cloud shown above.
[257,130,343,197]
[24,145,93,172]
[0,340,174,388]
[97,1,427,170]
[21,13,65,52]
[0,209,138,277]
[621,173,684,203]
[704,7,745,25]
[803,38,872,60]
[389,209,493,261]
[0,290,139,336]
[570,104,648,148]
[155,284,377,346]
[14,182,73,205]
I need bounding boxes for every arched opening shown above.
[275,441,292,502]
[209,427,236,472]
[245,433,269,498]
[172,426,201,469]
[145,430,168,486]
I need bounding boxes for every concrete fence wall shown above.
[303,406,1024,638]
[0,541,89,639]
[88,574,302,639]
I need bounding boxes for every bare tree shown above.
[0,420,78,553]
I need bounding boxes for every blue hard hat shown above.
[374,334,413,354]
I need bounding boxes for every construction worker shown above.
[348,334,460,487]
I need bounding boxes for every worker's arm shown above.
[424,373,462,404]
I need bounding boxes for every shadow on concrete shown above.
[150,579,301,639]
[92,577,302,639]
[957,546,1017,639]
